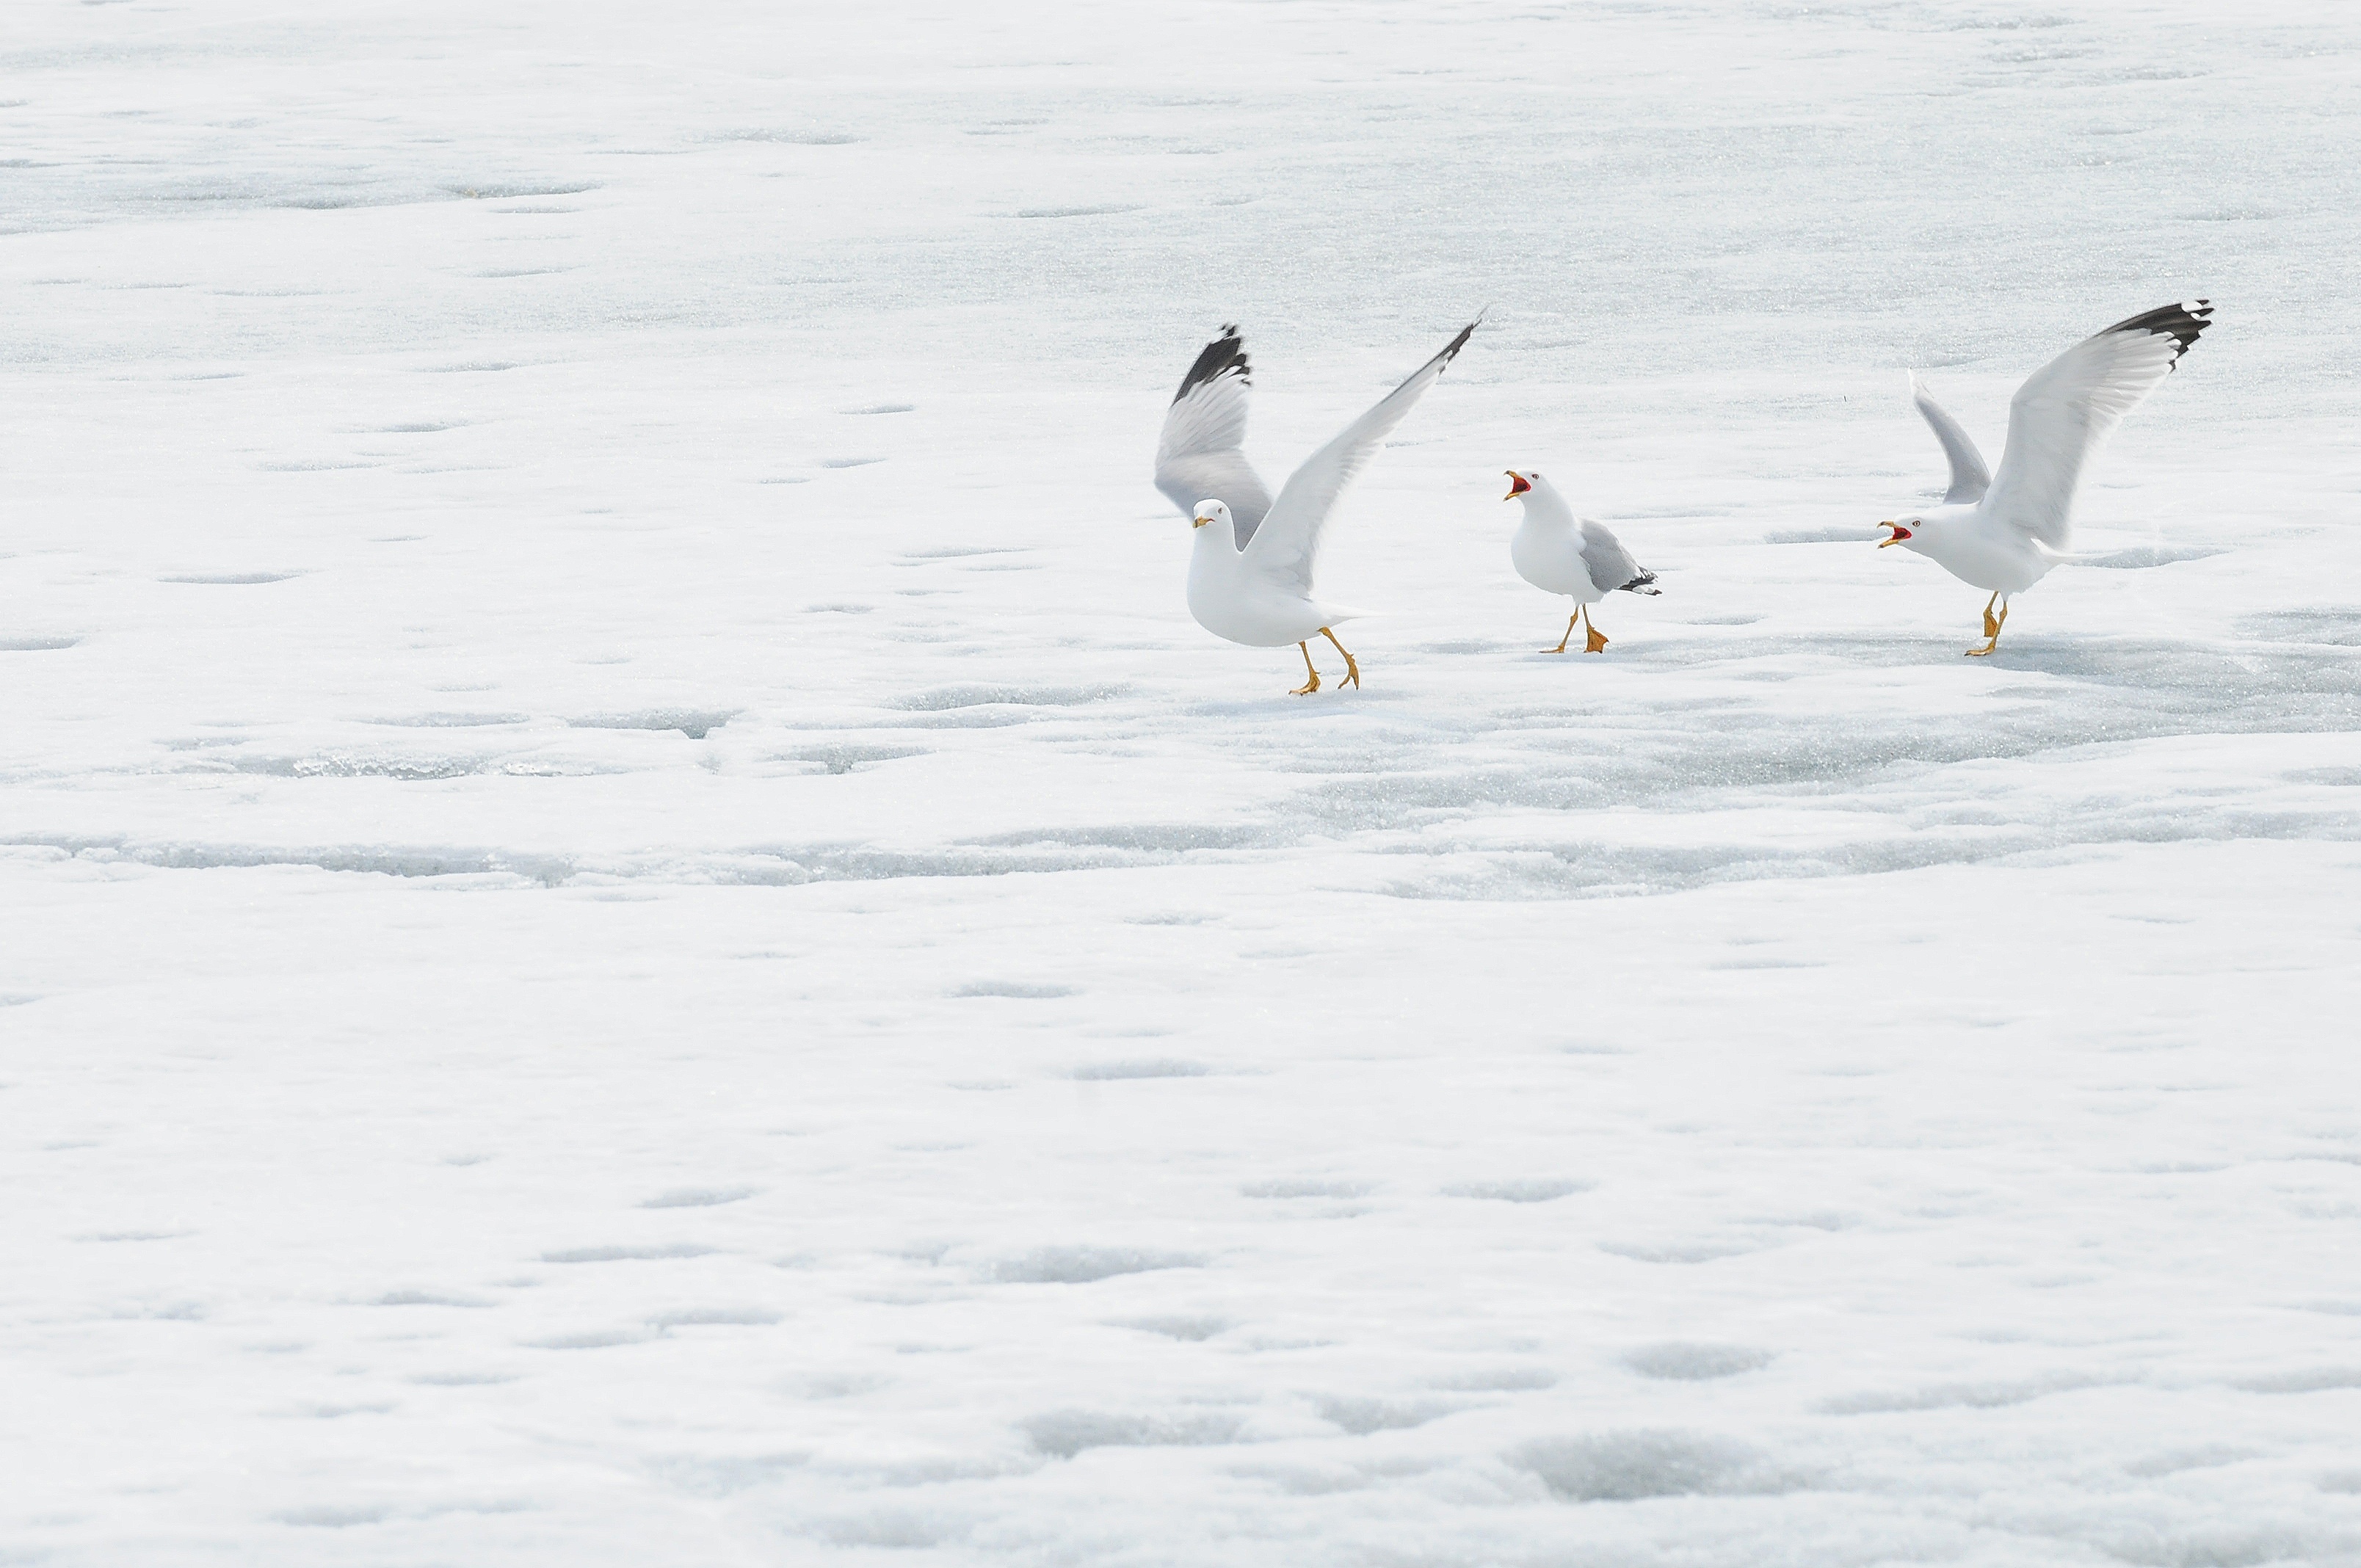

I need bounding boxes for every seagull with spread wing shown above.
[1879,301,2213,656]
[1155,319,1479,694]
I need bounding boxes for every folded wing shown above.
[1578,520,1657,595]
[1243,318,1480,599]
[1983,300,2212,548]
[1910,372,1992,504]
[1154,325,1274,548]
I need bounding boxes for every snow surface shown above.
[5,1,2360,1564]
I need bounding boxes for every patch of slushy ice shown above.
[225,753,485,780]
[1599,1238,1767,1264]
[1430,1365,1557,1393]
[1008,205,1145,219]
[1818,1370,2106,1412]
[524,1327,658,1350]
[723,129,863,145]
[1069,1059,1209,1081]
[371,1289,493,1308]
[539,1244,717,1264]
[807,1506,973,1550]
[2123,1445,2260,1478]
[364,712,532,728]
[987,1246,1202,1284]
[721,846,1142,884]
[2233,1367,2361,1394]
[2080,545,2231,569]
[1022,1409,1243,1457]
[442,182,600,200]
[645,1451,808,1498]
[2242,609,2361,647]
[891,684,1124,711]
[1241,1179,1372,1199]
[1623,1343,1778,1380]
[2102,1524,2337,1568]
[648,1307,782,1329]
[567,710,735,739]
[1440,1177,1593,1202]
[775,744,926,773]
[1766,526,1883,543]
[4,835,576,885]
[1114,1315,1231,1341]
[1513,1429,1804,1501]
[976,824,1260,854]
[639,1186,756,1209]
[1313,1395,1461,1434]
[275,1503,390,1528]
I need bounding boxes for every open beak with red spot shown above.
[1877,520,1912,548]
[1503,471,1531,501]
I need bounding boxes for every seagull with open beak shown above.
[1878,301,2213,656]
[1502,469,1659,653]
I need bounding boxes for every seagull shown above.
[1501,469,1659,653]
[1156,319,1479,694]
[1879,300,2214,656]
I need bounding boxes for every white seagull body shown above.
[1502,468,1659,653]
[1155,319,1479,693]
[1881,300,2213,655]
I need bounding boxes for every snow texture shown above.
[4,1,2360,1565]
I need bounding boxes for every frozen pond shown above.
[4,2,2359,1564]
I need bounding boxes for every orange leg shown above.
[1319,627,1360,689]
[1290,641,1321,695]
[1965,595,2009,656]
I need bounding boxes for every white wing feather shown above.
[1910,372,1991,505]
[1154,326,1273,547]
[1982,301,2213,548]
[1241,319,1479,599]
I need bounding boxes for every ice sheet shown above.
[4,1,2359,1564]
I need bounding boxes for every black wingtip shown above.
[1436,316,1481,372]
[1619,570,1661,595]
[2102,299,2214,366]
[1172,326,1250,405]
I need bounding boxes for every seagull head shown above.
[1878,515,1923,551]
[1192,499,1231,531]
[1503,469,1534,501]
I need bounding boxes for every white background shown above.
[4,1,2358,1563]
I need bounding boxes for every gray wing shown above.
[1242,317,1479,599]
[1153,325,1274,548]
[1984,301,2213,549]
[1578,519,1656,595]
[1910,372,1992,504]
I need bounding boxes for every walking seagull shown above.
[1156,319,1479,694]
[1879,300,2213,656]
[1502,469,1659,652]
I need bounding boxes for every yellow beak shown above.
[1192,516,1211,529]
[1876,521,1904,548]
